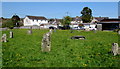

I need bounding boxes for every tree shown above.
[2,20,14,29]
[61,16,72,29]
[11,14,20,27]
[49,18,55,22]
[81,7,93,23]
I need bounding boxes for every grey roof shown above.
[71,17,82,21]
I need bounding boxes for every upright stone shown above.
[41,32,51,52]
[27,26,32,34]
[85,28,90,31]
[97,24,102,31]
[118,30,120,35]
[1,34,7,42]
[93,29,96,33]
[10,31,13,38]
[49,29,52,34]
[54,28,56,32]
[111,43,119,56]
[28,30,32,34]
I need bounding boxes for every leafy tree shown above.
[61,16,72,29]
[81,7,93,23]
[2,20,14,29]
[11,14,20,27]
[49,18,55,21]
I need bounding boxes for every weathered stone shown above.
[27,30,32,34]
[85,28,90,31]
[96,24,102,31]
[118,30,120,35]
[10,31,13,38]
[41,32,51,52]
[27,26,32,34]
[1,34,7,42]
[111,43,120,56]
[118,47,120,54]
[49,29,52,34]
[54,29,56,32]
[93,29,96,33]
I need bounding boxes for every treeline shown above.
[2,14,23,29]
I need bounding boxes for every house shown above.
[70,16,108,29]
[91,17,109,23]
[71,16,83,24]
[48,18,61,25]
[97,19,120,30]
[23,15,48,26]
[71,16,108,24]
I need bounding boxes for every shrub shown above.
[2,20,14,29]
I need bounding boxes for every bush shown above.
[2,20,14,29]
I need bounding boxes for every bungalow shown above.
[23,15,48,26]
[91,17,109,23]
[48,18,61,25]
[70,16,108,29]
[97,19,120,30]
[71,16,83,24]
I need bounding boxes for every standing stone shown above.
[85,28,90,31]
[54,28,56,32]
[49,29,52,34]
[27,27,32,34]
[93,29,96,33]
[97,24,102,31]
[10,31,13,38]
[118,30,120,35]
[1,34,7,42]
[111,43,119,56]
[41,32,51,52]
[28,30,32,34]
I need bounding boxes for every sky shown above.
[2,2,119,19]
[118,1,120,16]
[1,0,120,2]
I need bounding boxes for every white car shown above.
[89,27,97,30]
[72,27,79,30]
[72,27,85,30]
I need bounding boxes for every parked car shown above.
[58,26,65,30]
[49,26,56,29]
[72,27,85,30]
[89,27,97,30]
[72,27,79,30]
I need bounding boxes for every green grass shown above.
[1,29,120,67]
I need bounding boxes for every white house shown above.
[24,16,48,26]
[91,17,109,23]
[91,18,98,23]
[71,16,83,24]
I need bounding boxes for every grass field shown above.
[1,29,120,67]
